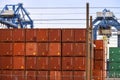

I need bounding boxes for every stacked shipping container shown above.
[93,40,106,80]
[109,47,120,78]
[0,29,106,80]
[61,29,86,80]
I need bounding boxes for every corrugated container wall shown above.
[49,57,61,70]
[62,43,74,56]
[0,29,12,41]
[1,70,13,80]
[25,71,36,80]
[36,29,48,42]
[37,43,48,56]
[26,43,37,56]
[74,29,86,42]
[13,43,25,56]
[26,57,36,70]
[13,57,25,69]
[62,29,74,42]
[50,71,61,80]
[36,57,48,70]
[49,43,61,56]
[49,29,61,42]
[0,43,12,56]
[74,71,86,80]
[12,71,25,80]
[13,29,25,41]
[0,57,12,69]
[37,71,48,80]
[26,29,36,41]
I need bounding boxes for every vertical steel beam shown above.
[90,16,93,80]
[86,3,90,80]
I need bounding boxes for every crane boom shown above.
[0,3,33,28]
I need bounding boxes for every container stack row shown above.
[0,29,86,42]
[93,40,107,80]
[0,43,86,70]
[109,47,120,78]
[0,29,87,80]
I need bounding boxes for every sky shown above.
[0,0,120,7]
[0,0,119,27]
[0,0,120,27]
[0,0,120,50]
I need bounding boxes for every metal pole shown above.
[86,3,90,80]
[90,16,93,80]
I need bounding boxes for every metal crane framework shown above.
[93,9,120,47]
[0,3,33,28]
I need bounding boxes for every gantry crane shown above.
[93,9,120,47]
[0,3,33,28]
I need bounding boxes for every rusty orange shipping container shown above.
[26,43,37,56]
[0,29,3,41]
[49,29,61,41]
[50,71,61,80]
[37,43,48,56]
[94,50,105,60]
[13,29,25,41]
[93,70,103,80]
[62,43,74,56]
[26,29,36,41]
[26,57,36,70]
[0,59,1,69]
[49,57,61,70]
[13,71,25,80]
[0,57,0,69]
[62,57,73,70]
[0,43,12,56]
[94,40,104,50]
[25,71,36,80]
[0,57,12,69]
[62,71,73,80]
[102,71,106,80]
[0,29,12,41]
[13,57,25,69]
[62,29,74,42]
[73,57,86,70]
[37,71,48,80]
[0,71,1,79]
[74,71,86,80]
[74,29,86,42]
[49,43,61,56]
[1,70,13,80]
[36,57,48,70]
[74,43,86,56]
[94,60,105,70]
[13,43,25,56]
[36,29,48,42]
